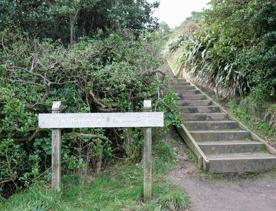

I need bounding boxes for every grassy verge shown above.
[0,135,190,211]
[167,50,184,77]
[228,99,276,144]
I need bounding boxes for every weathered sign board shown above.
[39,112,164,128]
[38,100,163,202]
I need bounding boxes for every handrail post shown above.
[51,101,61,190]
[143,100,152,202]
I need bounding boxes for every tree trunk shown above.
[70,8,80,45]
[70,15,75,45]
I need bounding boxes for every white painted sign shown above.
[39,112,164,129]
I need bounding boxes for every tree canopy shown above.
[0,0,159,43]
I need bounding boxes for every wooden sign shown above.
[39,112,164,129]
[40,100,163,202]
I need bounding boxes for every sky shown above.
[148,0,210,28]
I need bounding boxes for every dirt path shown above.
[167,130,276,211]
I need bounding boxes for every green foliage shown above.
[0,0,180,200]
[155,89,182,129]
[0,0,159,42]
[158,190,190,210]
[228,97,276,140]
[170,0,276,100]
[0,139,189,210]
[0,28,180,197]
[153,140,176,174]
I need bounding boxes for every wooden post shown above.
[143,100,152,202]
[38,101,163,192]
[51,101,61,190]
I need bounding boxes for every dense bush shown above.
[0,29,180,197]
[170,0,276,100]
[0,0,159,43]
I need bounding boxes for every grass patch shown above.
[167,49,184,77]
[0,139,190,210]
[228,99,276,142]
[183,147,197,162]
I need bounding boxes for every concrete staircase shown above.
[170,79,276,173]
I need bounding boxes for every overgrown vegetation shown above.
[0,30,182,197]
[0,137,190,210]
[169,0,275,100]
[0,0,159,43]
[0,0,183,199]
[167,0,275,141]
[228,98,276,144]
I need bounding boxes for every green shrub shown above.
[228,97,276,139]
[0,30,179,197]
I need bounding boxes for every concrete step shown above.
[175,89,200,95]
[207,153,276,173]
[177,94,206,100]
[169,81,190,86]
[184,121,239,130]
[171,77,276,173]
[177,100,212,106]
[190,130,251,141]
[171,85,195,90]
[198,141,265,154]
[174,79,188,83]
[182,113,228,121]
[181,106,221,113]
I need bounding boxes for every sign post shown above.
[39,100,163,201]
[51,101,61,190]
[143,100,152,202]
